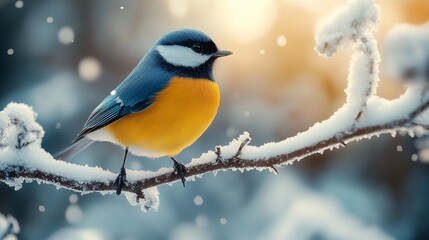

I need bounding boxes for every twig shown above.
[233,138,250,158]
[1,98,428,196]
[215,146,222,163]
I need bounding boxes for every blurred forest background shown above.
[1,0,429,239]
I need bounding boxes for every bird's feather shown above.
[55,137,94,160]
[73,51,172,143]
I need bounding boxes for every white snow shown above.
[240,87,426,163]
[124,187,160,212]
[315,0,381,123]
[256,176,394,240]
[47,228,106,240]
[346,35,380,105]
[315,0,380,58]
[0,213,20,240]
[1,0,429,214]
[0,103,159,212]
[383,21,429,83]
[2,103,44,150]
[188,0,426,168]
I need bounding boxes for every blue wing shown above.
[73,52,172,143]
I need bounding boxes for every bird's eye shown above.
[191,44,203,53]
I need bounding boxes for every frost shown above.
[0,213,20,240]
[2,103,44,150]
[0,112,9,146]
[187,132,250,169]
[315,0,380,57]
[219,132,250,159]
[0,103,158,212]
[346,36,380,105]
[1,0,429,215]
[315,0,381,122]
[124,187,160,212]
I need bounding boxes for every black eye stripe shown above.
[163,40,218,55]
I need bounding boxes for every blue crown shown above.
[156,29,212,46]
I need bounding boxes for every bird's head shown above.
[152,29,232,79]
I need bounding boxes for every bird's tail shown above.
[54,137,94,161]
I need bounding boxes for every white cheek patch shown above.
[156,45,211,67]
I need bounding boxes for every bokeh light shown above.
[57,26,74,45]
[78,57,102,82]
[14,1,23,9]
[1,1,429,239]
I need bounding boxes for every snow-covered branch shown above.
[1,0,429,212]
[0,213,19,240]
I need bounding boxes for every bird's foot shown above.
[114,167,128,195]
[172,158,187,187]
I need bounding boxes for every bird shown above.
[55,29,232,195]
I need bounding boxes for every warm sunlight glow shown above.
[216,0,278,43]
[167,0,189,19]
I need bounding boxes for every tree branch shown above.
[1,0,428,212]
[1,96,428,200]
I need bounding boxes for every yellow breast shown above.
[106,77,220,157]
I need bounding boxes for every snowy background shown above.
[1,0,429,239]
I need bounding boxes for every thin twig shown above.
[1,99,428,196]
[215,146,222,163]
[233,138,250,158]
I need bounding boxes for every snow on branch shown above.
[315,0,380,123]
[383,21,429,84]
[0,213,20,240]
[1,0,429,212]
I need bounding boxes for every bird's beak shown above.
[213,50,233,57]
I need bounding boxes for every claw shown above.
[172,157,187,187]
[114,167,128,195]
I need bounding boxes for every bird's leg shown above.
[114,147,129,195]
[171,157,187,187]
